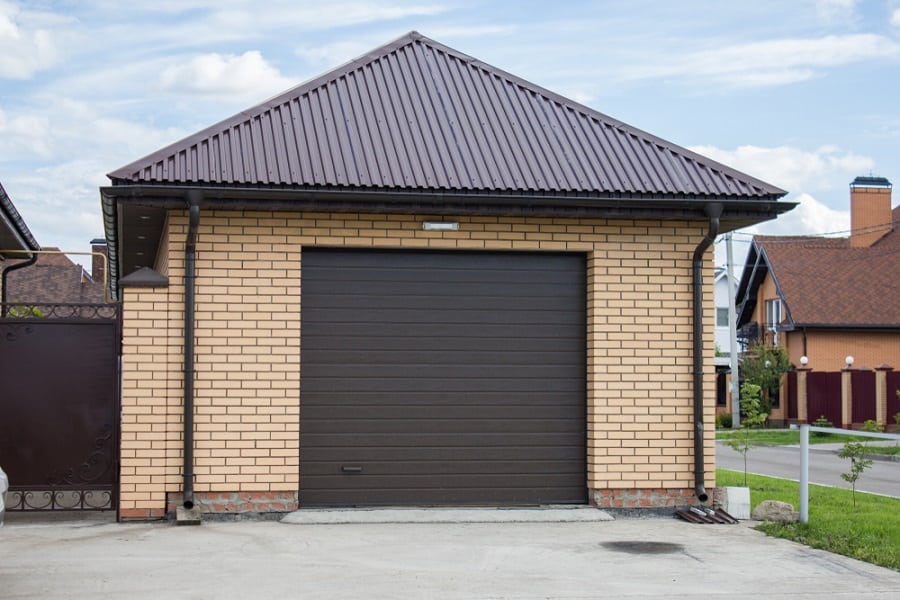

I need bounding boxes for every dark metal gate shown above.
[0,303,119,512]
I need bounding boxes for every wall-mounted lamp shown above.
[422,221,459,231]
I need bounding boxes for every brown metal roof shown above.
[108,31,785,200]
[1,180,40,257]
[737,206,900,329]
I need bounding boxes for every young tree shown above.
[838,419,879,508]
[741,342,791,417]
[724,382,768,486]
[838,443,873,508]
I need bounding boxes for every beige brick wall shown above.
[119,209,716,516]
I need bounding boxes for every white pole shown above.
[726,232,741,427]
[800,424,809,523]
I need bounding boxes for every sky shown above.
[1,0,898,271]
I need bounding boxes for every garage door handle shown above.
[341,465,363,473]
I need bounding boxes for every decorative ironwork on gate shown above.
[1,302,120,512]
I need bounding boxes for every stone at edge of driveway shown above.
[280,506,615,524]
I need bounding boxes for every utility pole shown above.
[726,232,741,427]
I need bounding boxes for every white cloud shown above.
[159,51,296,101]
[758,192,850,236]
[892,9,900,27]
[688,144,874,193]
[0,1,60,78]
[814,0,859,23]
[0,97,186,164]
[0,107,52,157]
[630,34,900,88]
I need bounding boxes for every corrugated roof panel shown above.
[108,31,786,200]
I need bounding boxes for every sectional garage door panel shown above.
[300,249,586,506]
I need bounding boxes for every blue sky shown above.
[1,0,898,269]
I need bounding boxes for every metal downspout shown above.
[691,203,722,503]
[183,203,200,509]
[1,252,38,308]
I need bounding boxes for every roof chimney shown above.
[850,176,892,248]
[91,238,107,283]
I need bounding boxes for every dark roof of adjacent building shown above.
[102,31,794,300]
[0,180,40,258]
[4,248,104,305]
[736,206,900,329]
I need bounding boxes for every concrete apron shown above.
[281,505,615,524]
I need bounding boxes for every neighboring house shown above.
[736,177,900,414]
[0,180,41,304]
[713,267,737,412]
[714,267,737,357]
[101,32,792,519]
[4,245,106,306]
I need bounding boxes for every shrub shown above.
[717,412,733,429]
[812,415,833,438]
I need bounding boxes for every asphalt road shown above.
[717,442,900,497]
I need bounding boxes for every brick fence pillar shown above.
[875,364,894,428]
[841,365,853,429]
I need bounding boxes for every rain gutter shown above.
[1,252,38,307]
[690,203,722,503]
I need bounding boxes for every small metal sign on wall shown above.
[0,303,120,512]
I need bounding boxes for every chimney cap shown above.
[90,238,107,245]
[850,176,892,188]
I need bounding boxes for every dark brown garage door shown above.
[300,249,586,506]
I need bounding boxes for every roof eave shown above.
[101,183,794,301]
[0,181,41,257]
[788,323,900,331]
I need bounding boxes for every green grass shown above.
[865,445,900,456]
[715,429,871,446]
[717,469,900,571]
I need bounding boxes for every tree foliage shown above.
[724,382,768,486]
[740,342,791,416]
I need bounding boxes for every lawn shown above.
[717,469,900,571]
[715,429,873,446]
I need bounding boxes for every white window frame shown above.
[765,298,782,346]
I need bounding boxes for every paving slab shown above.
[1,513,897,599]
[281,506,614,524]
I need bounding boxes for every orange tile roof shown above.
[755,206,900,327]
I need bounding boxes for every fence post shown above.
[875,365,893,428]
[796,366,810,423]
[800,424,809,524]
[841,365,853,429]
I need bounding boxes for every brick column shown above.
[875,365,894,428]
[841,366,853,429]
[796,367,811,424]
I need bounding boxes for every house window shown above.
[765,299,782,346]
[716,307,729,327]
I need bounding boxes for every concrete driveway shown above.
[1,513,897,599]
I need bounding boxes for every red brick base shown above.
[590,488,711,508]
[120,507,167,520]
[166,491,300,516]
